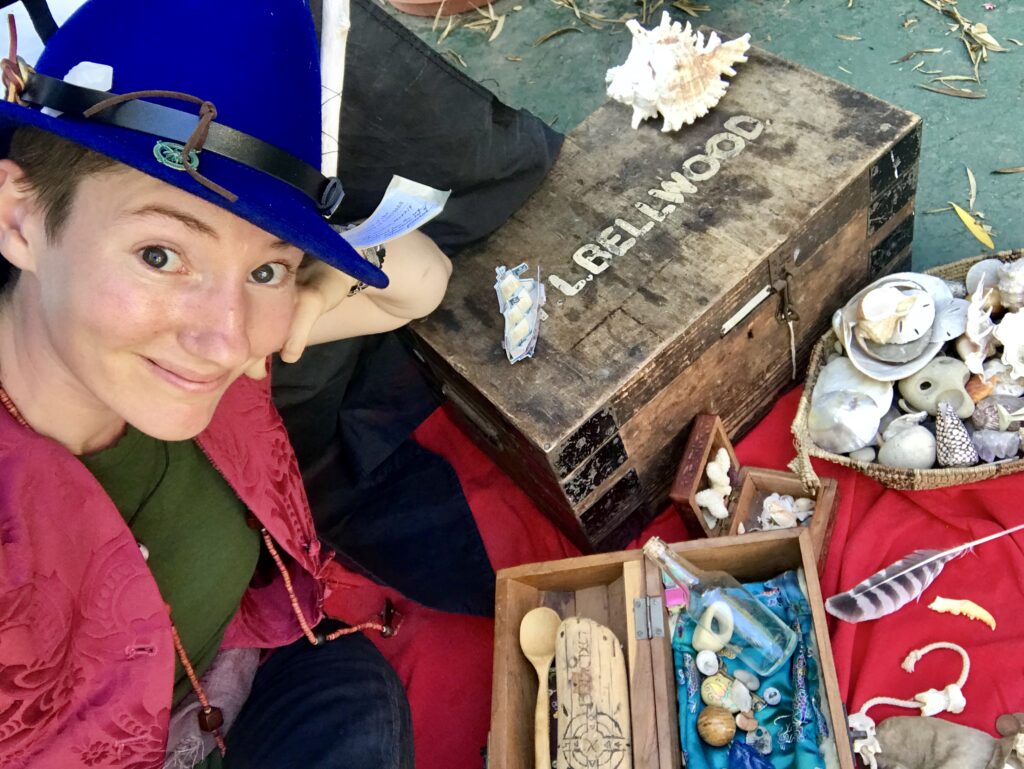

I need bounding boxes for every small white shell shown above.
[966,259,1003,296]
[696,650,721,676]
[997,260,1024,312]
[983,359,1024,397]
[881,410,928,441]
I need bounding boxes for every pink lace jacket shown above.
[0,375,331,768]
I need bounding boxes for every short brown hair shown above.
[7,126,121,242]
[0,128,120,292]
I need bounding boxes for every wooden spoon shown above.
[519,607,562,769]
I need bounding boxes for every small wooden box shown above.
[412,43,919,552]
[488,530,854,769]
[670,414,838,564]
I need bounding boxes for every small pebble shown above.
[696,650,720,676]
[733,669,760,691]
[735,711,759,732]
[762,687,781,706]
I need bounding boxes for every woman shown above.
[0,1,451,767]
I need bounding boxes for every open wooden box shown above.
[489,529,854,769]
[669,414,838,565]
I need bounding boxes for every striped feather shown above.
[825,523,1024,623]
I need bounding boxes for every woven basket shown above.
[789,248,1024,491]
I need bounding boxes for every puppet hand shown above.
[280,260,357,363]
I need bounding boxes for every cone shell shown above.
[935,401,979,467]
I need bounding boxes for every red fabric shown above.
[0,375,328,769]
[324,387,1021,769]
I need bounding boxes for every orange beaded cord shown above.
[168,618,228,756]
[258,527,392,643]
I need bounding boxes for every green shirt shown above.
[80,425,261,707]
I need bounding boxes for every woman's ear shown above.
[0,159,37,273]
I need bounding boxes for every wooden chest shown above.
[411,44,921,552]
[488,530,854,769]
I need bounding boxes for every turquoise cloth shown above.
[672,571,829,769]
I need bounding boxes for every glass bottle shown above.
[642,536,797,676]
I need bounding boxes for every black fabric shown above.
[274,3,561,615]
[0,0,58,42]
[320,0,564,253]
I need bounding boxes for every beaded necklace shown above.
[0,384,396,757]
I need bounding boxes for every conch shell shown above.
[957,276,997,375]
[995,310,1024,381]
[606,13,750,132]
[927,596,996,630]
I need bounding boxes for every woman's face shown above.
[16,165,303,441]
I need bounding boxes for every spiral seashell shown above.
[606,13,750,132]
[935,401,979,467]
[997,260,1024,312]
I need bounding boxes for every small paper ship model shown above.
[494,263,546,364]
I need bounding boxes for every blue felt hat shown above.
[0,0,388,288]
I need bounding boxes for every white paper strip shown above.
[339,176,451,248]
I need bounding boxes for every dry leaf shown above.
[994,166,1024,174]
[835,33,862,41]
[892,46,943,63]
[438,15,457,43]
[431,0,447,32]
[443,49,467,67]
[533,26,581,46]
[506,54,522,61]
[489,14,506,42]
[671,0,710,16]
[838,65,853,74]
[966,165,977,212]
[932,74,979,82]
[950,202,995,248]
[1008,38,1024,46]
[903,16,919,28]
[918,83,986,98]
[924,206,954,214]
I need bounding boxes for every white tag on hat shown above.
[338,175,449,249]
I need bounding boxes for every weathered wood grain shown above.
[413,43,920,551]
[491,531,857,769]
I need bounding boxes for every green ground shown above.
[388,0,1024,269]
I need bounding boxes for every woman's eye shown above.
[139,246,182,272]
[250,263,290,286]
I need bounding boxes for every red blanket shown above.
[324,387,1021,769]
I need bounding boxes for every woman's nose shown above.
[176,281,251,369]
